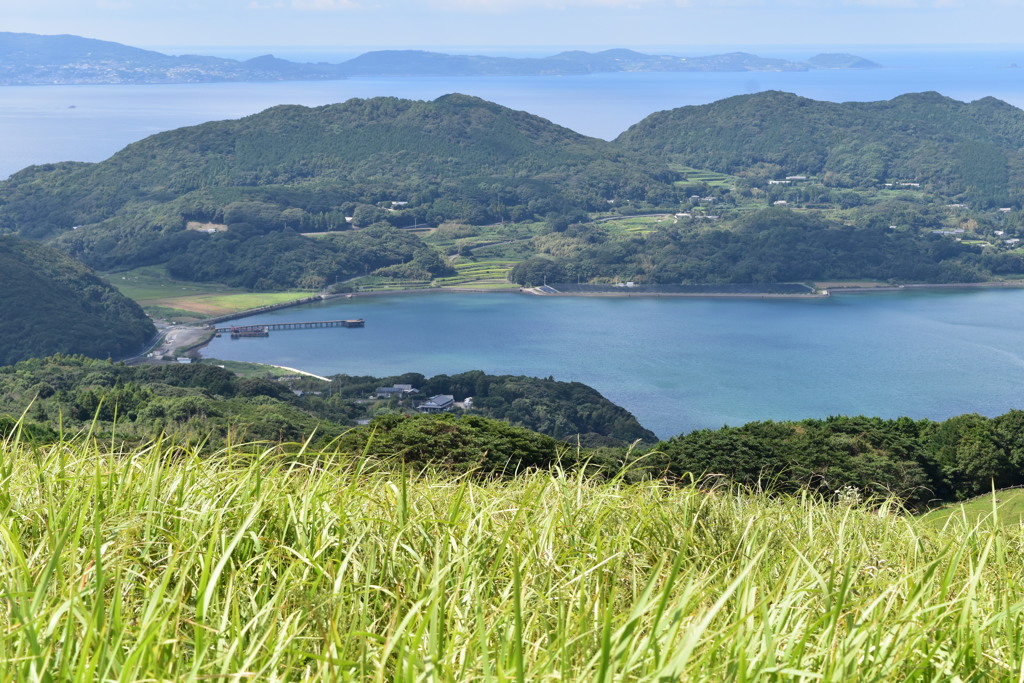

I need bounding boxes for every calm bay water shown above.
[3,49,1024,178]
[202,289,1024,439]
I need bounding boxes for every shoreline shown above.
[522,287,828,299]
[191,279,1024,333]
[178,279,1024,361]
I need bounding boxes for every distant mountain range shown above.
[0,32,881,85]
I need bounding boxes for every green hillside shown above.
[0,238,155,365]
[0,94,675,288]
[5,92,1024,292]
[616,90,1024,207]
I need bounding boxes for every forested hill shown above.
[0,238,154,365]
[616,90,1024,207]
[0,94,674,285]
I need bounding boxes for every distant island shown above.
[0,32,882,85]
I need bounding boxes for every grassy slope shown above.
[2,432,1022,681]
[920,488,1024,528]
[102,265,314,316]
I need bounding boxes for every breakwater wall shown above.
[201,294,324,326]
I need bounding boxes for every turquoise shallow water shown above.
[201,289,1024,439]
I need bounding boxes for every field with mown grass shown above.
[3,428,1024,681]
[102,265,314,317]
[921,488,1024,529]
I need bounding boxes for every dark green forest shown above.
[0,238,155,365]
[616,90,1024,208]
[645,411,1024,510]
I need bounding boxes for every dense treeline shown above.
[4,357,1024,507]
[617,90,1024,207]
[637,412,1024,510]
[511,207,1008,285]
[0,357,651,447]
[0,238,154,365]
[162,223,453,290]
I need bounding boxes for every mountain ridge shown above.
[0,32,882,84]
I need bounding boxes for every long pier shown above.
[214,319,364,338]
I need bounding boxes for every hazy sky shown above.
[6,0,1024,54]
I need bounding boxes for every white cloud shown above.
[290,0,366,8]
[842,0,919,6]
[429,0,660,10]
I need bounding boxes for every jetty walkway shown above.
[215,319,364,338]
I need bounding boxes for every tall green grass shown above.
[2,428,1023,681]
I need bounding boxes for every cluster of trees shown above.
[511,208,1015,286]
[163,224,454,290]
[334,412,564,475]
[617,91,1024,208]
[0,238,154,365]
[637,412,1024,510]
[0,356,342,443]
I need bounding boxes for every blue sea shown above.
[2,48,1023,178]
[203,289,1024,439]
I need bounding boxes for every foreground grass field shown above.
[2,432,1024,681]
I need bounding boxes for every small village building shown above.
[375,384,419,399]
[418,395,455,413]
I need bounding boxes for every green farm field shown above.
[103,266,314,316]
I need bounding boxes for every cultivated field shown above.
[103,266,314,318]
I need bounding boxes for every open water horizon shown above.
[2,48,1024,178]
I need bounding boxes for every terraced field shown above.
[435,259,519,288]
[674,165,739,188]
[598,215,676,236]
